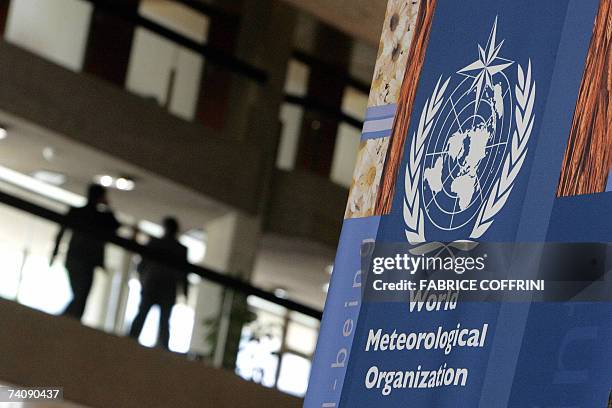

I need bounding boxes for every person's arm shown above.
[181,246,189,297]
[49,225,66,266]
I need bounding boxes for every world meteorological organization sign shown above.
[404,17,537,244]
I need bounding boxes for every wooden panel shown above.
[82,0,140,86]
[556,0,611,197]
[295,25,351,177]
[0,0,9,38]
[195,12,241,130]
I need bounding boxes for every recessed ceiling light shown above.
[325,264,334,275]
[322,282,330,293]
[0,165,85,207]
[94,174,135,191]
[96,174,113,187]
[32,170,66,186]
[42,147,55,161]
[0,126,7,140]
[115,177,135,191]
[274,288,288,299]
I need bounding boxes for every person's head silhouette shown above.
[87,183,108,206]
[162,217,180,238]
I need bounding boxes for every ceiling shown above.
[0,110,229,232]
[194,0,388,44]
[280,0,388,45]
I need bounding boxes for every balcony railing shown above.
[0,186,321,397]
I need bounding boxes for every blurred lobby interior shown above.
[0,0,388,406]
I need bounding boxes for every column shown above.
[188,0,297,368]
[190,211,261,368]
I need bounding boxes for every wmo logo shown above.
[404,18,536,250]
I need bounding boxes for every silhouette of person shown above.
[50,184,120,320]
[129,217,188,350]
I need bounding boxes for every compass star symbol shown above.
[458,17,514,109]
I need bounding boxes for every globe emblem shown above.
[404,18,536,244]
[420,25,514,232]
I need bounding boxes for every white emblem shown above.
[404,17,536,250]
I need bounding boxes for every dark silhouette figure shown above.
[51,184,120,319]
[129,217,188,350]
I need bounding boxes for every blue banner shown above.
[306,0,611,407]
